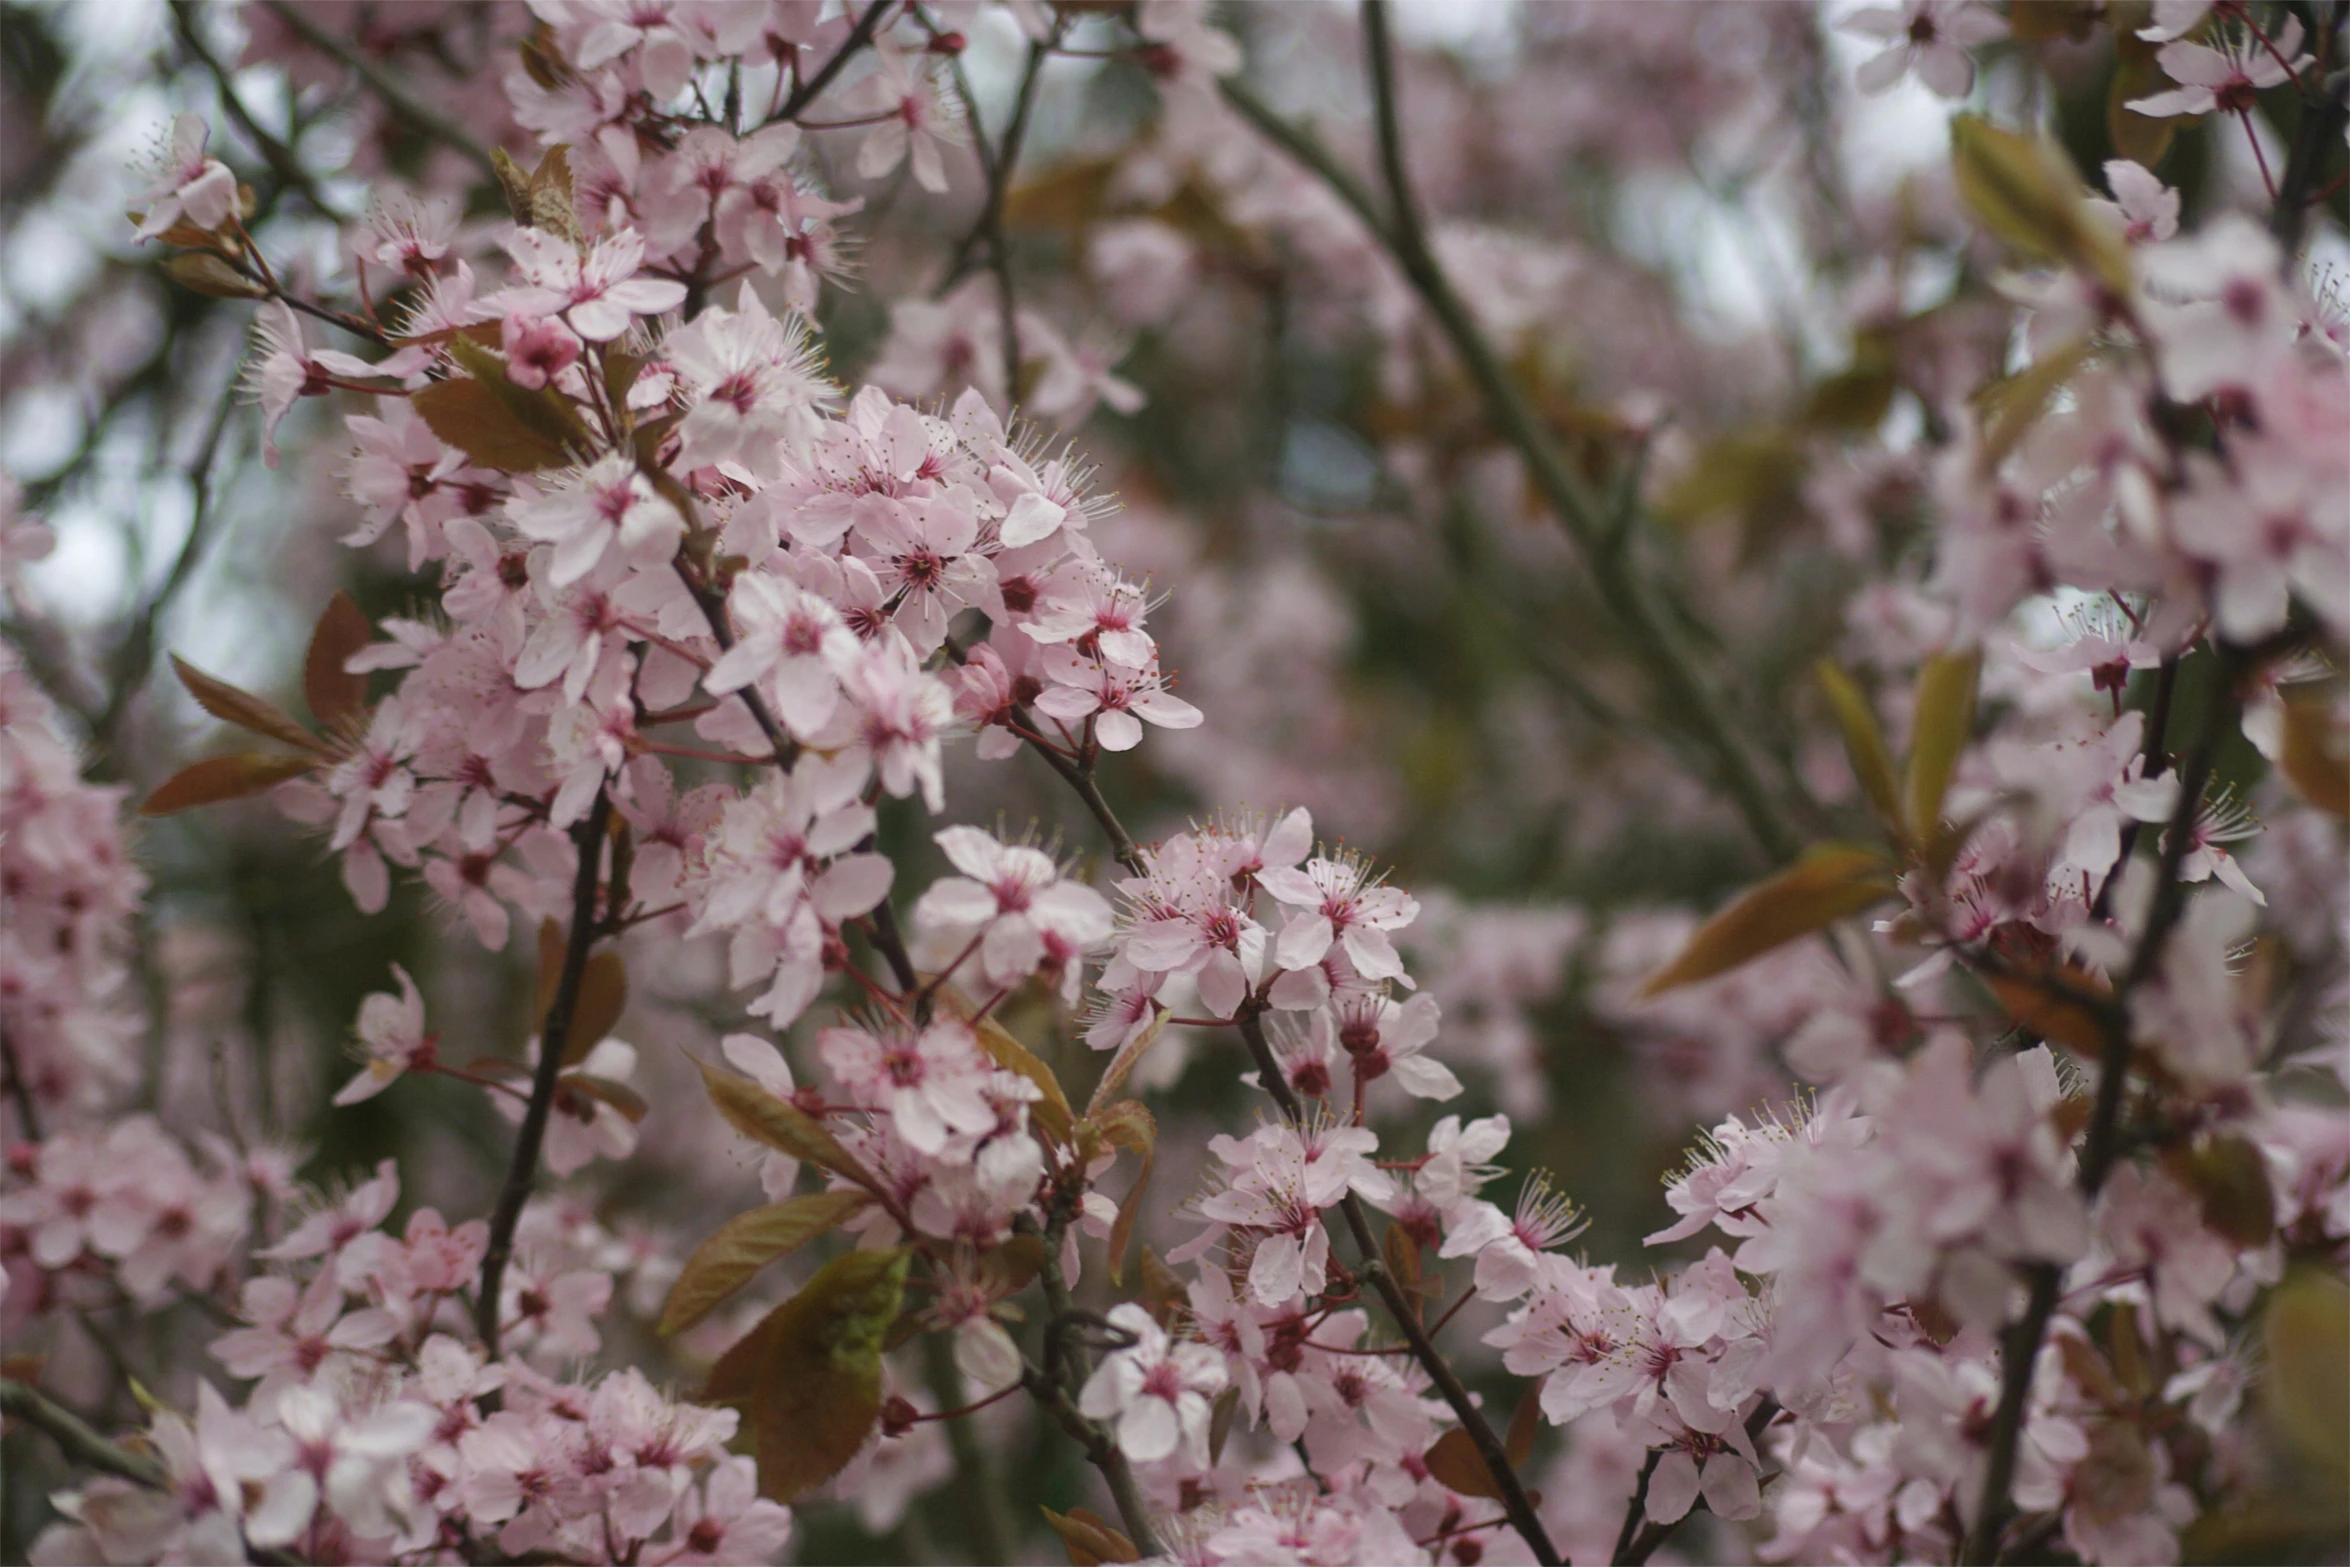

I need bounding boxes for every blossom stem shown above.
[1959,643,2250,1565]
[474,785,612,1369]
[2240,111,2281,202]
[1223,6,1806,865]
[1235,1006,1563,1566]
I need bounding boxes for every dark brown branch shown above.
[1236,1008,1563,1566]
[774,0,897,126]
[475,786,612,1363]
[1958,644,2249,1565]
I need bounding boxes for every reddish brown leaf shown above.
[170,656,327,754]
[1423,1427,1507,1502]
[304,591,373,726]
[1042,1506,1139,1566]
[140,753,320,816]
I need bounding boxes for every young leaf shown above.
[557,1072,648,1123]
[696,1058,860,1182]
[2277,693,2349,820]
[560,950,628,1066]
[1949,115,2131,296]
[658,1190,871,1337]
[1904,648,1981,846]
[1505,1377,1544,1470]
[2262,1270,2350,1474]
[1815,661,1903,834]
[2161,1134,2276,1249]
[965,1009,1072,1145]
[535,918,564,1019]
[1423,1427,1507,1502]
[1207,1385,1242,1466]
[413,376,572,472]
[1089,1100,1156,1285]
[1972,336,2095,469]
[741,1247,909,1501]
[170,656,328,754]
[139,752,321,816]
[1042,1506,1140,1567]
[1982,962,2113,1055]
[1086,1003,1170,1115]
[492,147,537,228]
[1637,844,1898,998]
[447,335,592,458]
[161,252,266,299]
[304,591,373,726]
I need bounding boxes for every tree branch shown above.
[774,0,897,126]
[475,786,612,1363]
[256,0,496,176]
[1959,643,2250,1564]
[1220,11,1804,863]
[1236,1008,1563,1566]
[0,1380,304,1565]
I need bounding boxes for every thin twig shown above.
[1958,645,2248,1565]
[1,1379,308,1564]
[171,1,344,221]
[91,377,240,759]
[2,1379,165,1489]
[1236,1008,1563,1567]
[256,0,495,175]
[1222,17,1804,863]
[475,786,612,1364]
[774,0,897,126]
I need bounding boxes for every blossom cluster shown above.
[2,2,2345,1566]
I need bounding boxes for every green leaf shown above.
[139,752,320,815]
[659,1190,871,1336]
[727,1248,909,1502]
[1972,335,2095,469]
[304,591,373,727]
[1816,661,1904,835]
[2162,1134,2276,1249]
[2262,1270,2350,1475]
[1949,115,2132,297]
[1638,844,1899,997]
[170,656,327,754]
[697,1058,862,1183]
[1904,648,1982,846]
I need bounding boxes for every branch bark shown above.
[475,786,612,1363]
[1235,1010,1563,1566]
[1959,644,2248,1564]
